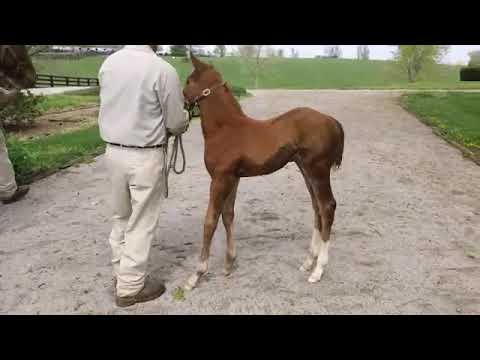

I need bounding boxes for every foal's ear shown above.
[191,52,208,72]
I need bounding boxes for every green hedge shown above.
[460,67,480,81]
[231,85,247,97]
[0,91,43,129]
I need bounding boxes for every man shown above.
[98,45,189,307]
[0,45,36,205]
[0,88,30,204]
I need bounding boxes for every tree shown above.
[393,45,450,82]
[277,49,284,57]
[186,45,204,59]
[265,46,277,58]
[324,45,342,58]
[228,47,239,56]
[238,45,256,58]
[213,45,227,57]
[290,48,299,58]
[170,45,188,57]
[468,50,480,66]
[238,45,270,88]
[357,45,370,60]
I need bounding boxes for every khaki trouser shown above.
[104,144,165,297]
[0,129,17,200]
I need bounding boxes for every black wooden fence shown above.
[35,74,99,88]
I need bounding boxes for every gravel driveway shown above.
[1,90,479,314]
[24,87,92,96]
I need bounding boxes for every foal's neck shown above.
[199,87,245,137]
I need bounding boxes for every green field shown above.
[36,89,100,113]
[402,92,480,163]
[34,55,480,89]
[7,126,105,184]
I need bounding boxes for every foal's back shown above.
[214,107,342,177]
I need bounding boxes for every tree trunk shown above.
[407,62,417,82]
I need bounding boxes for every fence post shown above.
[77,78,80,86]
[66,77,69,86]
[50,76,54,87]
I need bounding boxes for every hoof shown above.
[308,269,323,283]
[223,268,232,277]
[223,259,237,277]
[183,282,194,291]
[184,274,199,291]
[300,258,315,272]
[299,264,310,272]
[183,283,194,291]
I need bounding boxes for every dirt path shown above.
[24,87,92,96]
[13,107,99,139]
[1,90,479,314]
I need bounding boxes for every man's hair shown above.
[149,45,158,52]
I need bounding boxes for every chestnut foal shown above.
[183,54,344,290]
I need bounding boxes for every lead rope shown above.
[162,82,224,198]
[163,108,193,198]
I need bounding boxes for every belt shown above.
[107,142,164,149]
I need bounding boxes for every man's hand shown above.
[184,109,191,121]
[179,110,191,134]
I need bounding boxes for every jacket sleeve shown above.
[157,66,189,136]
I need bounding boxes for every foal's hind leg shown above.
[308,168,336,283]
[298,165,322,273]
[184,175,236,291]
[222,178,240,276]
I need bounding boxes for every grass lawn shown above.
[34,55,480,90]
[35,87,100,113]
[6,126,105,185]
[37,93,99,113]
[401,92,480,164]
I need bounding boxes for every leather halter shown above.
[191,81,227,105]
[185,81,227,119]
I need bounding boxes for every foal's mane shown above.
[224,84,245,115]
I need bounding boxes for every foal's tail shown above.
[332,119,344,170]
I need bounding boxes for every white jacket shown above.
[98,45,188,147]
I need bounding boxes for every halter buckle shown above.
[202,88,211,97]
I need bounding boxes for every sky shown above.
[168,45,480,65]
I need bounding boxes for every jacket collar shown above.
[124,45,155,54]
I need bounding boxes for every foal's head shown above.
[183,53,224,106]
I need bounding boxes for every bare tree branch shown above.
[238,45,272,88]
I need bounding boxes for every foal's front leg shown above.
[184,175,236,291]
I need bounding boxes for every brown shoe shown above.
[115,276,166,308]
[2,186,30,205]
